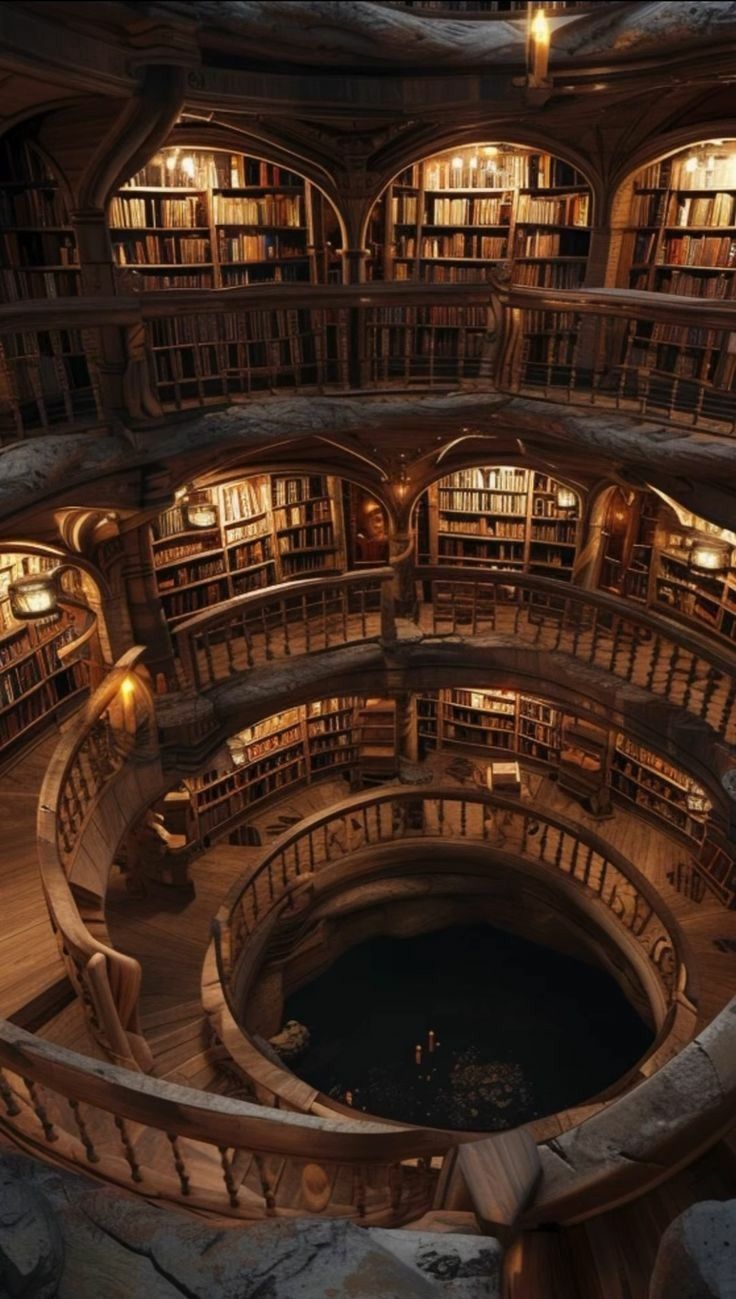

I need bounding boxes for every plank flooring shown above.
[0,734,68,1022]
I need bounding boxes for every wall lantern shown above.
[556,485,577,510]
[184,490,218,530]
[690,540,731,573]
[8,573,60,620]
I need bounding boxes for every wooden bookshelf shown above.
[558,716,609,809]
[611,733,710,846]
[152,473,346,626]
[424,465,581,577]
[652,533,736,647]
[112,148,340,290]
[0,132,79,301]
[417,688,563,765]
[185,696,360,843]
[366,143,591,380]
[0,553,89,764]
[598,489,659,604]
[618,143,736,400]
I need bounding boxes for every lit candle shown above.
[428,1030,436,1053]
[529,10,550,85]
[415,1044,422,1065]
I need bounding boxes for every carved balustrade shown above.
[0,1019,450,1224]
[1,281,734,439]
[37,646,161,1071]
[174,568,395,691]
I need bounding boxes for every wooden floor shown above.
[0,735,68,1024]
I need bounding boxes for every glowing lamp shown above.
[451,156,464,170]
[690,540,730,572]
[165,153,178,172]
[8,574,58,620]
[556,486,577,510]
[180,155,196,180]
[120,676,135,700]
[683,155,699,174]
[184,490,218,530]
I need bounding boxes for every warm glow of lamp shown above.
[691,541,730,572]
[165,153,178,172]
[180,155,196,179]
[184,490,219,530]
[684,155,699,174]
[451,156,463,170]
[8,574,58,620]
[556,485,577,510]
[120,676,135,700]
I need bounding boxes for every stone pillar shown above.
[119,523,178,689]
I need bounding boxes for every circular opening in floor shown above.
[284,923,655,1131]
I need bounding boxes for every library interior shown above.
[0,2,735,1295]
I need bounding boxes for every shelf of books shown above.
[152,473,346,626]
[185,696,360,843]
[652,531,736,646]
[365,143,591,383]
[424,465,581,577]
[416,689,563,764]
[611,734,710,846]
[112,147,345,407]
[0,132,99,440]
[618,142,736,413]
[598,489,658,604]
[0,553,89,765]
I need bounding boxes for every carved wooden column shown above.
[394,691,418,763]
[119,523,178,690]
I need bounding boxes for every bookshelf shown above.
[416,688,562,764]
[0,553,89,764]
[611,733,710,846]
[112,148,340,290]
[185,696,360,843]
[0,132,79,301]
[618,142,736,400]
[424,465,581,577]
[366,143,591,380]
[598,489,658,604]
[558,716,609,808]
[652,526,736,647]
[152,473,346,627]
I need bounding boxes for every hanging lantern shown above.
[184,490,218,530]
[8,573,59,620]
[690,539,730,573]
[556,485,577,510]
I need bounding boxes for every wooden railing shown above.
[420,567,736,744]
[174,568,395,692]
[37,647,162,1071]
[170,564,736,746]
[213,785,693,1015]
[1,281,735,440]
[0,1019,453,1224]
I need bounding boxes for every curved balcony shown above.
[1,281,735,444]
[0,662,730,1229]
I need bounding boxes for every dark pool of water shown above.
[284,924,654,1130]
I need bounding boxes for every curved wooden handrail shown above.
[37,646,162,1071]
[174,566,395,690]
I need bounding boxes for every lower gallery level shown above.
[0,1,735,1296]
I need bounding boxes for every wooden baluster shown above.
[471,582,478,636]
[374,802,382,841]
[203,630,215,686]
[538,825,549,861]
[225,621,236,676]
[242,610,255,669]
[219,1147,240,1208]
[581,844,593,885]
[438,798,444,837]
[569,838,580,878]
[720,678,736,741]
[114,1114,143,1182]
[68,1098,99,1162]
[166,1132,191,1195]
[308,830,315,872]
[352,1165,367,1219]
[253,1153,276,1212]
[281,599,291,656]
[452,584,458,636]
[0,1069,20,1116]
[664,643,682,702]
[682,653,699,712]
[23,1080,57,1142]
[554,830,564,870]
[322,588,329,649]
[262,604,272,662]
[645,633,663,691]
